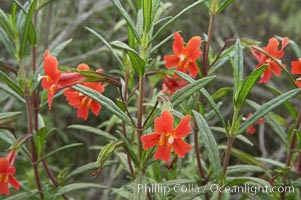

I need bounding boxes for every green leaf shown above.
[227,165,264,175]
[193,111,222,178]
[255,157,285,168]
[39,143,83,162]
[0,83,25,103]
[65,162,97,180]
[234,65,266,109]
[131,175,148,200]
[208,45,235,75]
[151,0,206,42]
[170,76,215,107]
[72,85,133,126]
[2,191,37,200]
[247,100,287,144]
[52,183,107,197]
[231,39,244,102]
[0,70,24,97]
[68,124,117,141]
[225,176,271,188]
[33,127,46,159]
[0,27,15,58]
[19,0,37,58]
[51,38,72,56]
[264,85,298,120]
[142,0,152,33]
[175,71,227,128]
[86,27,124,69]
[212,87,233,100]
[239,88,301,134]
[96,140,123,168]
[111,0,140,41]
[216,0,234,14]
[0,111,21,121]
[111,40,145,76]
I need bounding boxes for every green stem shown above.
[137,76,145,168]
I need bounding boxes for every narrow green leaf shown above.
[239,88,301,134]
[116,130,139,166]
[264,85,298,120]
[0,27,15,58]
[226,176,271,188]
[212,87,232,100]
[39,0,60,9]
[234,65,266,109]
[0,111,21,121]
[51,38,72,56]
[86,27,124,69]
[39,143,83,162]
[111,40,145,76]
[247,100,288,144]
[65,163,97,180]
[0,83,25,103]
[131,175,148,200]
[175,71,227,128]
[216,0,234,14]
[231,39,244,101]
[53,183,107,197]
[193,111,222,178]
[227,165,264,175]
[142,0,152,33]
[0,70,24,96]
[19,0,37,58]
[2,191,37,200]
[151,0,206,42]
[208,45,235,75]
[68,124,117,141]
[236,135,254,146]
[256,157,285,168]
[96,140,123,167]
[111,0,140,41]
[170,76,215,107]
[72,85,133,126]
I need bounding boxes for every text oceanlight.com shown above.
[137,183,295,196]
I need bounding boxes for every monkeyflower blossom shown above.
[141,110,192,163]
[251,37,289,83]
[164,32,202,78]
[64,65,105,120]
[42,50,86,109]
[0,150,20,195]
[162,75,188,95]
[244,114,266,134]
[291,58,301,87]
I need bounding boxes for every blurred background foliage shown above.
[1,0,301,199]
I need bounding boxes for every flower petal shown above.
[8,175,20,190]
[259,67,272,83]
[90,101,101,116]
[164,55,179,68]
[77,63,90,70]
[154,145,171,162]
[291,59,301,74]
[171,139,192,158]
[43,50,61,80]
[141,133,160,149]
[174,115,191,137]
[186,36,202,60]
[172,32,184,56]
[270,62,282,76]
[77,104,89,120]
[187,62,199,78]
[0,182,9,195]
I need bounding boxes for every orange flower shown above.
[64,66,105,120]
[245,114,265,134]
[42,51,87,109]
[291,58,301,87]
[251,37,289,83]
[164,32,202,78]
[141,111,192,163]
[0,150,20,195]
[162,75,188,95]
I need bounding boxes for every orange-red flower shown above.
[42,51,86,109]
[291,58,301,87]
[0,150,20,195]
[141,110,192,163]
[164,32,202,78]
[64,66,105,120]
[162,75,188,95]
[245,114,266,134]
[251,37,289,83]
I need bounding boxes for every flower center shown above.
[81,96,93,106]
[159,133,175,146]
[168,136,174,144]
[179,54,186,62]
[0,173,8,183]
